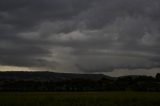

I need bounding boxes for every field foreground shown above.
[0,92,160,106]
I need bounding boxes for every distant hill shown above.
[0,71,113,81]
[0,71,159,91]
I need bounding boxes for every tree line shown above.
[0,73,160,92]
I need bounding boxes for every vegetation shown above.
[0,92,160,106]
[0,72,160,92]
[0,72,160,106]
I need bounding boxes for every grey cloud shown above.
[0,0,160,74]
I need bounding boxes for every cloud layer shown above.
[0,0,160,74]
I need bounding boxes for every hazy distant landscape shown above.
[0,72,159,106]
[0,71,159,92]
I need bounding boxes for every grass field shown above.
[0,92,160,106]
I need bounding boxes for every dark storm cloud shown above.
[0,0,160,73]
[0,0,93,67]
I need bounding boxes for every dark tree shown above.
[156,73,160,80]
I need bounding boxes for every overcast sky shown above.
[0,0,160,76]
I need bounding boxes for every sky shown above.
[0,0,160,76]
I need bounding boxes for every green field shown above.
[0,92,160,106]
